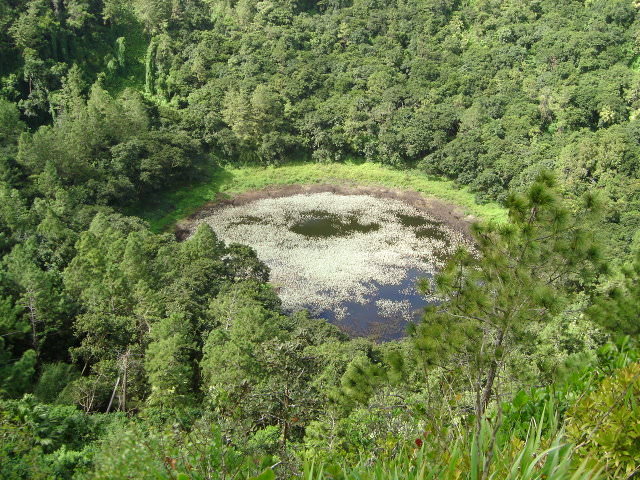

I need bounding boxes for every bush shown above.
[566,362,640,478]
[0,396,121,479]
[87,419,268,480]
[34,363,79,404]
[303,411,598,480]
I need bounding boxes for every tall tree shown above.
[145,313,197,409]
[590,249,640,337]
[413,172,605,426]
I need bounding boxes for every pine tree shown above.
[414,172,605,424]
[0,339,36,398]
[590,249,640,336]
[3,238,67,358]
[145,314,196,409]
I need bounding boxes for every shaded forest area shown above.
[2,0,640,478]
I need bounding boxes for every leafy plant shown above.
[566,362,640,478]
[303,409,599,480]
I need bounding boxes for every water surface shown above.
[196,193,469,340]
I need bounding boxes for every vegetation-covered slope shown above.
[4,0,640,251]
[2,0,640,478]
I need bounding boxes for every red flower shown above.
[415,438,423,448]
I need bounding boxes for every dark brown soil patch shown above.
[174,183,477,241]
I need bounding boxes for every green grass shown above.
[132,161,508,232]
[301,414,599,480]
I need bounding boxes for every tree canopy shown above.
[1,0,640,478]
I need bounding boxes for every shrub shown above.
[566,362,640,478]
[34,363,79,404]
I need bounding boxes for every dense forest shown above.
[2,0,640,478]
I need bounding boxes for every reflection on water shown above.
[307,267,431,341]
[285,210,439,340]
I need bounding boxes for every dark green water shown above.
[397,213,448,240]
[290,211,380,237]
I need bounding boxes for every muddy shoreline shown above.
[174,183,478,240]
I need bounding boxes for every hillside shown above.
[1,1,640,478]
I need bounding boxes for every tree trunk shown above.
[282,386,290,448]
[478,328,505,419]
[106,376,121,413]
[25,290,39,355]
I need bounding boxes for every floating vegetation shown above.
[193,193,472,339]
